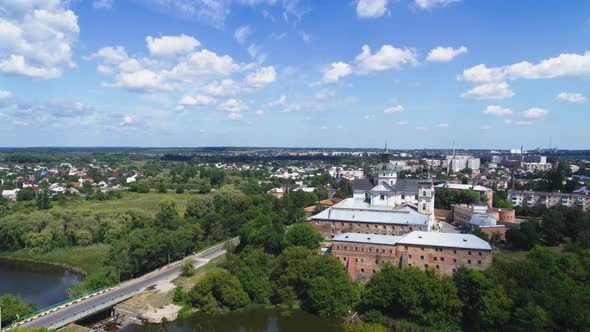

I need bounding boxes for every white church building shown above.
[352,148,435,217]
[310,148,438,239]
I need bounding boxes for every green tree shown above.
[16,187,35,201]
[0,294,36,326]
[284,222,323,250]
[175,184,185,194]
[187,270,249,313]
[155,200,181,230]
[362,265,462,330]
[224,247,275,304]
[35,189,51,210]
[185,195,214,220]
[511,303,550,332]
[454,267,512,331]
[505,220,541,250]
[158,183,167,193]
[181,259,196,277]
[272,246,359,317]
[541,208,566,245]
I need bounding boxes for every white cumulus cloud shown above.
[521,107,548,119]
[354,44,417,74]
[219,98,248,112]
[461,82,515,100]
[179,95,216,107]
[426,46,467,62]
[483,105,513,116]
[0,1,80,79]
[384,105,404,113]
[356,0,389,18]
[557,92,586,103]
[321,62,352,84]
[245,66,276,87]
[459,51,590,83]
[146,34,200,57]
[415,0,462,9]
[0,89,13,99]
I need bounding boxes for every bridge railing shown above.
[7,238,239,330]
[45,288,142,330]
[9,286,108,328]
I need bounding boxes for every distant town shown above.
[1,146,589,331]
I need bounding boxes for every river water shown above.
[0,260,343,331]
[121,307,345,332]
[0,258,84,309]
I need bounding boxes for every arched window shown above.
[422,190,427,196]
[422,203,426,211]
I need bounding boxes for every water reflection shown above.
[0,258,84,308]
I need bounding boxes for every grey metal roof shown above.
[469,214,499,227]
[353,178,375,191]
[333,233,402,245]
[397,231,492,250]
[391,179,420,192]
[370,181,396,192]
[311,198,429,226]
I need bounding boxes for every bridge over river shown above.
[5,239,237,331]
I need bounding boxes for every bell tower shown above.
[417,179,434,216]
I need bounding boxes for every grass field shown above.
[55,192,196,215]
[494,248,529,263]
[494,245,563,263]
[0,244,110,275]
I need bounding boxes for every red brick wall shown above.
[480,226,506,240]
[332,241,399,282]
[434,209,452,221]
[398,244,492,275]
[331,240,493,281]
[311,219,426,240]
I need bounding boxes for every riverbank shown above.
[116,255,227,324]
[0,244,110,275]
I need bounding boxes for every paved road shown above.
[17,239,237,330]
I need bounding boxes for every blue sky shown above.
[0,0,589,149]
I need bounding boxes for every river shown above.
[0,260,344,331]
[0,258,84,309]
[121,307,345,332]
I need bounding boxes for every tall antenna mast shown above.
[452,140,455,157]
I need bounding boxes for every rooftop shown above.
[469,214,502,228]
[435,183,492,192]
[333,233,402,246]
[397,231,492,250]
[311,198,429,226]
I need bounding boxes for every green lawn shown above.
[0,244,110,275]
[55,192,196,215]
